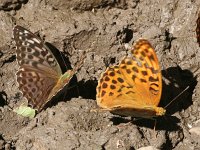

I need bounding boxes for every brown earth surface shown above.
[0,0,200,149]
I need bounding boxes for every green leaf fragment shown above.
[13,106,36,118]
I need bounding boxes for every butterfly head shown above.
[154,107,166,116]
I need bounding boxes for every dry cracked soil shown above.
[0,0,200,150]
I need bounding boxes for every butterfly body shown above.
[96,39,166,118]
[13,25,80,111]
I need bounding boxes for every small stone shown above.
[137,146,159,150]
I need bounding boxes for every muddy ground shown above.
[0,0,200,149]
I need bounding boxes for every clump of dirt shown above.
[0,0,200,149]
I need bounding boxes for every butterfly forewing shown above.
[13,26,65,111]
[14,26,62,74]
[130,39,162,106]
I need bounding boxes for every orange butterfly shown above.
[96,39,166,118]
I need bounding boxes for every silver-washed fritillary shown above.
[96,39,166,118]
[13,25,84,111]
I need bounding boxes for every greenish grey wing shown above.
[13,25,63,111]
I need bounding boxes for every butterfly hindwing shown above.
[16,68,57,109]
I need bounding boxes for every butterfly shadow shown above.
[161,66,197,117]
[45,42,72,70]
[0,91,7,107]
[76,80,97,100]
[110,66,197,131]
[110,115,181,131]
[55,79,97,101]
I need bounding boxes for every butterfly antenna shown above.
[164,86,189,109]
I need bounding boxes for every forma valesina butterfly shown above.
[13,25,85,111]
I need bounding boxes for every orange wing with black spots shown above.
[96,39,165,118]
